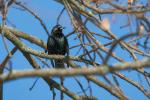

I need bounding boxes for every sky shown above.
[0,0,150,100]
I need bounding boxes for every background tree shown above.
[0,0,150,100]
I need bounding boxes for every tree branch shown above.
[1,59,149,81]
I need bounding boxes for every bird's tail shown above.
[54,60,64,100]
[54,60,65,68]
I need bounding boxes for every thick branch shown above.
[0,59,150,81]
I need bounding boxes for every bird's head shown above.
[51,25,65,36]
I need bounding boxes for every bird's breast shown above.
[55,37,65,48]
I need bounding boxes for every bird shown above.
[47,24,69,68]
[47,24,69,100]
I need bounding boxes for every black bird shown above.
[47,24,69,68]
[47,24,69,100]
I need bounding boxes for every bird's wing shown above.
[64,36,69,56]
[47,36,56,54]
[64,36,69,68]
[47,36,56,67]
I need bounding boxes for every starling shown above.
[47,24,69,99]
[47,24,69,68]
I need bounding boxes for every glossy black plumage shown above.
[47,25,69,68]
